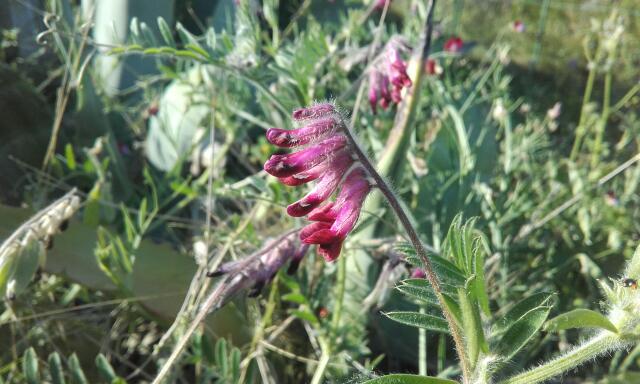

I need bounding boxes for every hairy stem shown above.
[500,333,623,384]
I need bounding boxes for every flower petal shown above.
[264,135,347,177]
[300,222,332,242]
[308,203,338,222]
[302,228,339,245]
[266,117,338,148]
[286,153,353,217]
[317,239,344,262]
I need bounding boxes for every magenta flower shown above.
[368,44,412,114]
[410,267,427,279]
[444,36,464,53]
[513,20,525,33]
[264,103,373,261]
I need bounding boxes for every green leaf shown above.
[445,105,474,175]
[362,374,459,384]
[396,283,439,306]
[544,309,618,333]
[95,354,118,382]
[48,352,66,384]
[202,335,215,364]
[399,249,466,286]
[215,338,228,376]
[403,278,457,296]
[83,183,101,227]
[495,305,552,360]
[494,292,555,334]
[0,244,17,298]
[64,144,76,170]
[22,347,39,384]
[625,244,640,280]
[68,353,88,384]
[290,309,319,325]
[231,347,241,382]
[472,236,490,315]
[384,311,449,334]
[157,17,175,47]
[458,286,485,367]
[282,292,307,305]
[12,238,45,297]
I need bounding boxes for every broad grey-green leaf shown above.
[363,374,459,384]
[494,292,554,334]
[22,347,39,384]
[384,311,449,334]
[48,352,66,384]
[145,66,211,171]
[495,305,552,360]
[544,309,618,333]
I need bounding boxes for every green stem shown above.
[591,66,613,168]
[310,345,331,384]
[331,256,347,333]
[530,0,550,68]
[611,83,640,113]
[309,258,346,384]
[570,48,600,160]
[419,306,428,376]
[500,333,622,384]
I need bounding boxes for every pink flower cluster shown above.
[368,46,413,114]
[264,104,372,261]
